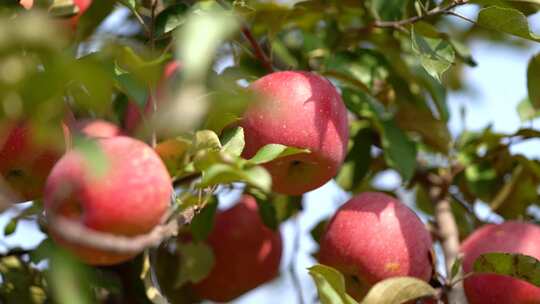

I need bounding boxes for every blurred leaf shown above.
[395,103,451,153]
[0,255,47,304]
[490,164,538,218]
[176,2,240,81]
[119,0,137,10]
[336,124,374,191]
[379,119,417,181]
[155,3,189,37]
[73,136,108,177]
[476,6,540,42]
[190,197,218,241]
[368,0,409,21]
[248,144,310,165]
[199,163,272,192]
[256,197,278,230]
[517,97,540,121]
[193,130,222,151]
[527,53,540,109]
[221,126,245,157]
[411,26,455,82]
[3,218,17,236]
[155,136,191,175]
[361,277,436,304]
[473,252,540,287]
[175,242,214,287]
[310,218,329,245]
[450,257,463,282]
[49,0,78,18]
[75,0,116,40]
[415,184,435,215]
[115,67,148,109]
[308,264,358,304]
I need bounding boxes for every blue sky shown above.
[1,5,540,304]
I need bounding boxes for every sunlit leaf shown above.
[361,277,436,304]
[477,6,540,42]
[473,252,540,287]
[308,264,358,304]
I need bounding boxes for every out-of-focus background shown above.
[1,4,540,303]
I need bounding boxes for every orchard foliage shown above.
[0,0,540,303]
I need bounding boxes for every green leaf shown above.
[255,197,278,230]
[120,0,137,10]
[361,277,437,304]
[190,198,218,241]
[477,6,540,42]
[114,69,148,109]
[176,2,240,81]
[527,53,540,109]
[248,144,310,165]
[3,218,17,236]
[368,0,410,21]
[154,3,189,37]
[73,137,109,177]
[517,98,540,121]
[336,125,374,191]
[308,264,358,304]
[310,219,329,245]
[175,242,215,287]
[411,26,456,81]
[450,257,463,282]
[193,130,222,151]
[199,163,272,192]
[473,252,540,287]
[75,0,116,41]
[49,0,78,18]
[379,119,417,181]
[221,127,245,157]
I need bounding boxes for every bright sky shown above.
[1,5,540,304]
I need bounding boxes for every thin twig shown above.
[445,11,476,25]
[215,0,274,73]
[371,0,469,29]
[46,206,198,254]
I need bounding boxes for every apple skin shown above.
[318,192,434,301]
[69,0,91,29]
[0,121,66,203]
[71,119,123,138]
[240,71,349,195]
[44,136,172,265]
[461,221,540,304]
[192,195,283,302]
[124,61,181,133]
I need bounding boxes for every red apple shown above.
[124,61,181,133]
[71,119,123,138]
[318,192,434,300]
[19,0,32,9]
[0,121,66,202]
[240,71,349,195]
[192,195,282,302]
[461,221,540,304]
[69,0,91,30]
[44,136,172,265]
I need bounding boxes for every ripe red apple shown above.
[240,71,349,195]
[461,221,540,304]
[318,192,434,300]
[44,136,172,265]
[192,195,282,302]
[0,121,66,202]
[19,0,32,9]
[124,61,181,133]
[71,119,123,138]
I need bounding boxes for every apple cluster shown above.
[3,3,539,301]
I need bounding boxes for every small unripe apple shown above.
[192,195,283,302]
[71,119,123,138]
[461,221,540,304]
[124,61,181,133]
[318,192,434,300]
[241,71,349,195]
[44,136,172,265]
[0,121,66,202]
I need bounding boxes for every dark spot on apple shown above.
[6,168,24,178]
[291,160,302,167]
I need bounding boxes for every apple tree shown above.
[0,0,540,303]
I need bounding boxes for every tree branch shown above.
[371,0,469,29]
[46,206,198,254]
[428,171,468,304]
